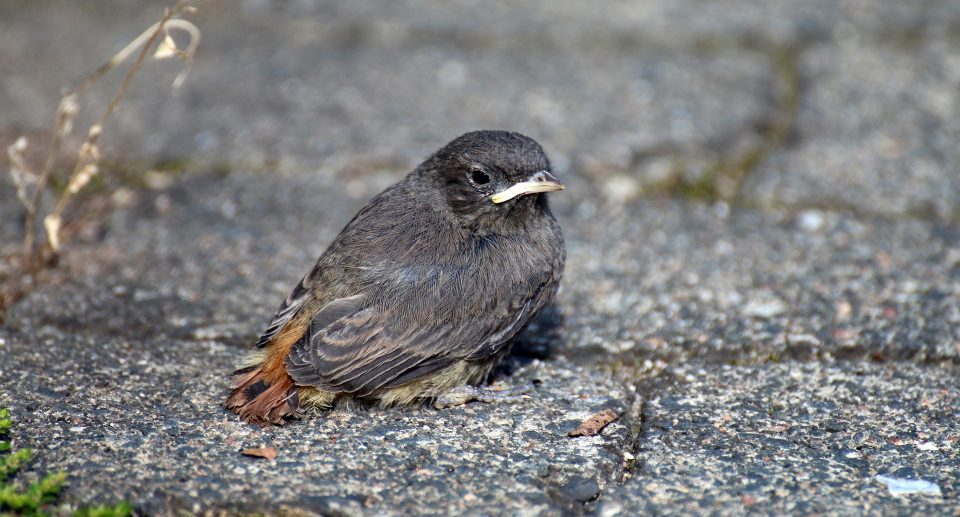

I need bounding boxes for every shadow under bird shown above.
[226,130,566,424]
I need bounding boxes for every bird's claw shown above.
[434,383,533,409]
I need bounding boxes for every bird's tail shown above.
[225,351,299,425]
[226,316,311,424]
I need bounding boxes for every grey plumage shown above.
[226,130,565,424]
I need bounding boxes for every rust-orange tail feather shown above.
[225,366,298,425]
[225,321,307,425]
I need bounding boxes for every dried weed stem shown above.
[7,1,200,266]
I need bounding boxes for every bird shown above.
[225,130,566,425]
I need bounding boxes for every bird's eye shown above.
[470,170,490,185]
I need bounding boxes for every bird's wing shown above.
[254,182,406,350]
[284,272,556,397]
[254,270,314,348]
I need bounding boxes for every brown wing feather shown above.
[284,270,556,397]
[255,270,313,348]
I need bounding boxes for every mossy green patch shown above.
[643,42,801,205]
[0,408,131,517]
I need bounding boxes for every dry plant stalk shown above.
[6,1,200,265]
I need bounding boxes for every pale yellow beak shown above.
[490,171,565,204]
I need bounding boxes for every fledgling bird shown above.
[225,130,565,425]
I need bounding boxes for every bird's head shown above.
[416,130,564,230]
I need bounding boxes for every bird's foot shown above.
[433,383,532,409]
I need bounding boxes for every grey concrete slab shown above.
[561,200,960,366]
[0,328,631,515]
[600,362,960,516]
[743,36,960,220]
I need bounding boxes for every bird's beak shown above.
[491,171,565,204]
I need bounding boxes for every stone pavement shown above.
[1,1,958,515]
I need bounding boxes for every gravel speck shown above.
[561,476,601,503]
